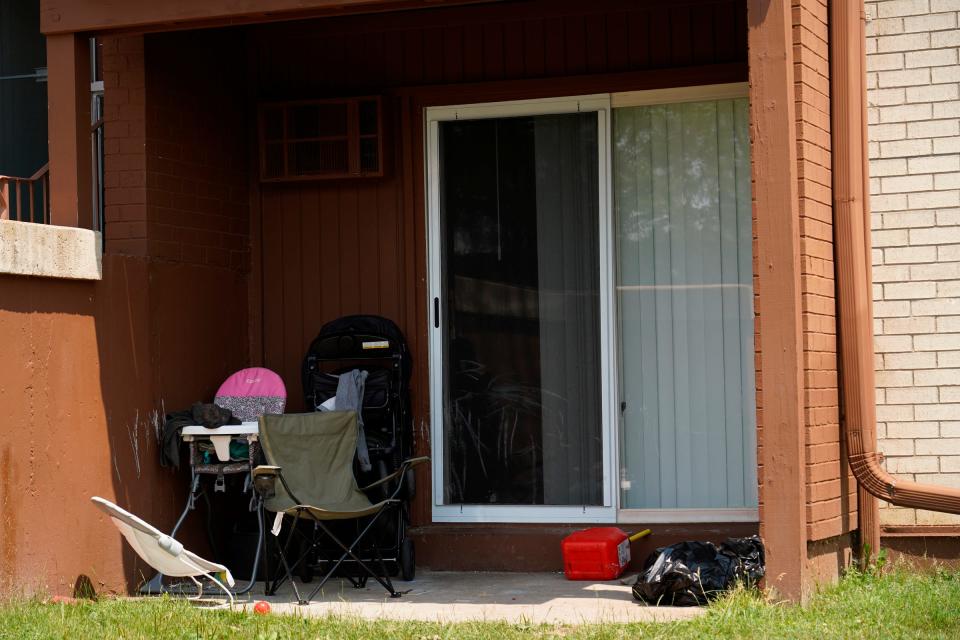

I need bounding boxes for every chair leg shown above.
[304,508,400,602]
[270,510,306,605]
[266,513,295,594]
[187,576,203,601]
[372,541,393,591]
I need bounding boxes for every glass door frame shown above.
[425,95,619,523]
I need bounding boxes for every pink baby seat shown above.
[189,367,287,476]
[214,367,287,421]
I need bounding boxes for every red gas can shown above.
[561,527,651,581]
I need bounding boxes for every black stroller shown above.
[299,314,416,580]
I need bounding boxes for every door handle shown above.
[434,297,440,328]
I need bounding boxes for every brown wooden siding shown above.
[259,179,406,389]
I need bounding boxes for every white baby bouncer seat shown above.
[91,496,236,605]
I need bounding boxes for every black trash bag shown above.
[632,535,765,606]
[720,535,765,587]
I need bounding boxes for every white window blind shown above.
[614,98,758,510]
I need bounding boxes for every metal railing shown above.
[0,163,50,224]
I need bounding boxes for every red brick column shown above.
[101,35,148,255]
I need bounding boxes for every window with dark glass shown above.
[258,97,382,181]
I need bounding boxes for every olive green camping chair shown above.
[252,411,427,604]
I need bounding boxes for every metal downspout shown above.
[831,0,960,551]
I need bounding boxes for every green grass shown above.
[2,565,959,639]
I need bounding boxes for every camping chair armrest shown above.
[253,465,281,476]
[360,456,430,492]
[252,465,282,499]
[253,464,306,505]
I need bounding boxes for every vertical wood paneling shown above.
[482,22,505,80]
[362,31,385,88]
[423,27,445,84]
[402,28,423,85]
[649,8,671,67]
[300,186,322,351]
[543,16,565,76]
[692,6,716,65]
[442,27,464,83]
[462,24,484,81]
[714,3,736,61]
[584,14,607,73]
[562,16,586,75]
[280,188,304,391]
[605,12,629,72]
[671,6,693,67]
[318,187,342,325]
[357,186,380,313]
[503,20,525,79]
[337,187,361,313]
[261,189,284,376]
[327,34,348,91]
[522,19,545,77]
[383,29,405,85]
[377,177,400,320]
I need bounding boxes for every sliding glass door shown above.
[427,88,757,524]
[427,97,615,522]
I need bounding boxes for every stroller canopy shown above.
[305,314,412,383]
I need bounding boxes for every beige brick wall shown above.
[867,0,960,526]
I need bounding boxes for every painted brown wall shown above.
[0,253,247,595]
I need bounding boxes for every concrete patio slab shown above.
[246,571,705,624]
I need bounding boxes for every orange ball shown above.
[253,600,271,615]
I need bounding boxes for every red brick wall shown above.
[91,32,253,593]
[792,0,856,542]
[102,31,249,270]
[101,35,147,256]
[143,31,249,270]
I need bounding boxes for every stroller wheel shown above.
[399,537,415,581]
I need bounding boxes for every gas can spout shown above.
[629,529,652,542]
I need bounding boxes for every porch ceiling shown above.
[40,0,505,35]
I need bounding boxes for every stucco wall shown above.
[0,27,253,595]
[867,0,960,527]
[0,255,248,595]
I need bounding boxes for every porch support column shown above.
[748,0,808,599]
[46,33,91,228]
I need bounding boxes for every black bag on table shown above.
[632,535,765,606]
